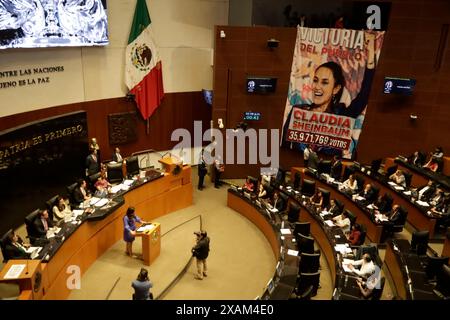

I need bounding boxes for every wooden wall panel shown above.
[0,92,212,159]
[212,0,450,178]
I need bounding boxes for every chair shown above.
[371,185,380,200]
[410,230,429,256]
[356,243,382,267]
[380,193,393,213]
[278,193,289,212]
[357,224,367,246]
[403,171,413,188]
[66,182,78,204]
[297,272,320,297]
[275,168,286,185]
[294,222,310,237]
[425,255,449,280]
[318,187,330,208]
[301,179,316,197]
[107,162,124,183]
[297,233,315,254]
[345,209,357,229]
[287,203,301,223]
[88,172,101,189]
[386,165,398,177]
[334,199,344,215]
[299,252,320,273]
[248,176,259,194]
[318,160,332,175]
[292,173,301,190]
[370,159,382,175]
[126,156,140,177]
[391,207,408,233]
[342,166,354,181]
[371,277,385,300]
[24,209,40,244]
[354,175,365,192]
[45,195,59,221]
[0,229,13,262]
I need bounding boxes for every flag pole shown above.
[146,119,149,135]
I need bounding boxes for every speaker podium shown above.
[0,260,45,300]
[159,156,182,173]
[136,223,161,266]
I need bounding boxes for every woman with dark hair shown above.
[3,231,30,260]
[52,196,72,221]
[123,206,145,257]
[131,268,153,300]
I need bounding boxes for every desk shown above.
[0,260,44,300]
[292,167,384,243]
[1,166,193,300]
[384,240,438,300]
[342,162,438,239]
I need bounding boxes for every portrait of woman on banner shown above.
[281,31,380,157]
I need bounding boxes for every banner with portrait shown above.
[281,27,384,159]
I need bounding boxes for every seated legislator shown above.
[430,198,450,228]
[430,187,445,207]
[415,180,436,201]
[33,209,54,238]
[330,155,343,180]
[311,190,324,209]
[94,174,111,198]
[3,231,31,260]
[340,174,358,194]
[268,191,285,212]
[73,179,92,205]
[408,151,426,167]
[432,146,444,160]
[242,178,255,193]
[261,174,271,187]
[52,196,72,221]
[389,169,406,187]
[345,253,376,278]
[333,210,351,233]
[347,223,362,246]
[373,194,391,213]
[359,184,376,203]
[328,199,341,217]
[112,147,124,163]
[423,157,439,172]
[258,184,268,199]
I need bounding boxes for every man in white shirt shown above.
[346,254,376,278]
[303,145,311,167]
[417,180,435,201]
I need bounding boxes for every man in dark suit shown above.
[417,180,436,201]
[330,155,342,180]
[387,205,403,225]
[360,184,376,203]
[307,148,319,170]
[33,209,54,238]
[73,179,91,205]
[328,199,341,217]
[198,150,207,190]
[2,231,30,260]
[85,148,100,176]
[112,147,123,162]
[270,191,285,212]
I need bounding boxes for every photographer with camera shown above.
[191,230,210,280]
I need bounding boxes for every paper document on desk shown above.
[343,264,353,273]
[94,198,109,207]
[280,228,291,235]
[375,213,389,222]
[25,247,42,254]
[123,179,134,186]
[324,220,335,227]
[335,244,352,254]
[73,209,84,217]
[270,208,279,213]
[343,258,354,264]
[137,224,154,233]
[388,181,397,186]
[355,196,365,201]
[403,191,412,196]
[366,204,375,209]
[90,197,101,206]
[394,186,404,191]
[416,200,430,207]
[287,249,299,256]
[3,264,26,279]
[110,185,123,194]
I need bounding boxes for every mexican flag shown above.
[125,0,164,120]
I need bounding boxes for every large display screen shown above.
[0,0,108,49]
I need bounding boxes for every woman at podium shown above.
[123,207,143,257]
